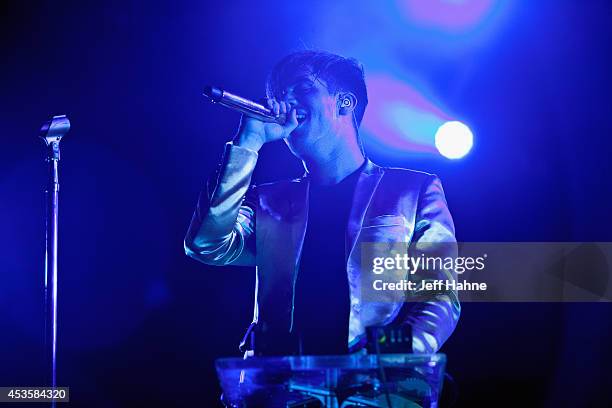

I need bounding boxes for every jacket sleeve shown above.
[404,175,461,353]
[184,142,258,267]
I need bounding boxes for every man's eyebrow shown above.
[287,76,314,87]
[277,77,314,95]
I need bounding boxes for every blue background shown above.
[1,1,611,406]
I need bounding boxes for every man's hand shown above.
[233,99,298,152]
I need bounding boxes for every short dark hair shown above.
[266,50,369,127]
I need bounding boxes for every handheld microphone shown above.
[203,86,286,124]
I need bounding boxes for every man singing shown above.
[185,50,460,356]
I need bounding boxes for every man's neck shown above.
[303,143,366,186]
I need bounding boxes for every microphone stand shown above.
[39,115,70,400]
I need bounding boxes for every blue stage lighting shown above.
[435,121,473,159]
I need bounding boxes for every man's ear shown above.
[337,92,357,116]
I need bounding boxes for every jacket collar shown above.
[296,157,381,183]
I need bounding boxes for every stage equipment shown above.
[216,353,446,407]
[39,115,70,395]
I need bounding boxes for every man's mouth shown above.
[295,109,308,124]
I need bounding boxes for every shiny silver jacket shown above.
[185,143,460,354]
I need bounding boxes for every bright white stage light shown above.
[435,121,473,159]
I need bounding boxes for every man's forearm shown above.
[406,293,461,353]
[184,142,258,266]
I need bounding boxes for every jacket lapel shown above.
[346,160,384,258]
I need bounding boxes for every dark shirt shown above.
[292,164,364,355]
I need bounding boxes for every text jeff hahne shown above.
[372,279,487,291]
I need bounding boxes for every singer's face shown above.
[276,71,343,159]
